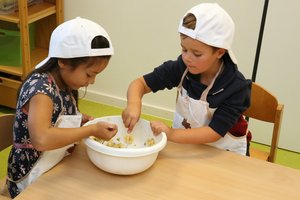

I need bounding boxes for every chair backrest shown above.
[0,114,14,151]
[243,82,284,162]
[0,114,14,199]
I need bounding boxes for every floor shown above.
[1,99,299,179]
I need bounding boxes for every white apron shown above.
[172,65,247,155]
[15,86,82,192]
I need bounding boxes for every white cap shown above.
[35,17,114,68]
[178,3,237,64]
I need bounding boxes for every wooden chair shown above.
[0,114,14,199]
[243,83,284,163]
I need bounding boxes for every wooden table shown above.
[14,142,300,200]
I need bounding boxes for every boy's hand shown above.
[150,121,171,136]
[122,104,141,133]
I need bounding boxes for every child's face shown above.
[59,58,109,90]
[180,36,224,75]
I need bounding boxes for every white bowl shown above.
[84,116,167,175]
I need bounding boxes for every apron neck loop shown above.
[200,62,224,101]
[177,62,224,102]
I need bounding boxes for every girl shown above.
[122,3,251,156]
[6,17,118,198]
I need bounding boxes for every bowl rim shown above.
[83,116,167,157]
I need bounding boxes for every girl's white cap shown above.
[35,17,114,69]
[178,3,237,64]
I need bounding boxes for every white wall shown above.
[64,0,300,153]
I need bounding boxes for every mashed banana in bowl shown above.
[91,133,156,148]
[84,116,167,175]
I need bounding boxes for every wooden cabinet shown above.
[0,0,63,108]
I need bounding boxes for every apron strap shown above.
[176,69,189,101]
[200,62,224,101]
[48,73,80,115]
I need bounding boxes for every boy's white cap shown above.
[178,3,237,64]
[35,17,114,69]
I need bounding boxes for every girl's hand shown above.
[150,121,171,136]
[122,104,141,133]
[93,122,118,140]
[81,113,94,125]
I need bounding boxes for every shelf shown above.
[0,0,62,109]
[0,2,56,24]
[0,65,22,77]
[31,47,48,67]
[0,47,48,77]
[0,76,21,108]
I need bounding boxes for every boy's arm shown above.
[150,120,221,144]
[122,77,152,133]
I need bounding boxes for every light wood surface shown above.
[14,142,300,200]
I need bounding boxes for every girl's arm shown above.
[150,121,221,144]
[122,77,152,133]
[27,94,117,151]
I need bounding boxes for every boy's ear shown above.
[217,48,226,59]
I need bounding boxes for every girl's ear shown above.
[57,59,67,69]
[216,48,226,59]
